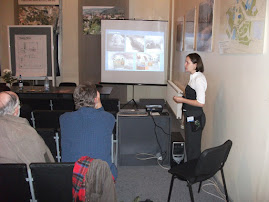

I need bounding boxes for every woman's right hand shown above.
[173,96,184,103]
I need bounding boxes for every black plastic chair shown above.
[59,82,77,87]
[167,140,232,202]
[0,164,32,202]
[31,110,70,129]
[36,128,61,162]
[52,99,75,110]
[20,98,52,110]
[30,162,74,202]
[101,98,120,118]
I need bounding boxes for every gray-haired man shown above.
[0,91,55,165]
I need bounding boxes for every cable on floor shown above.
[202,178,227,201]
[156,159,170,170]
[135,153,157,160]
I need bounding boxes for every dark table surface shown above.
[10,86,113,99]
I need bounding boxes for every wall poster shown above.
[197,0,214,52]
[18,0,59,5]
[18,6,59,28]
[184,8,196,51]
[176,16,184,51]
[82,6,125,35]
[219,0,266,54]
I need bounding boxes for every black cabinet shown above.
[117,114,171,166]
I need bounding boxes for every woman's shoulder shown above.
[195,72,206,81]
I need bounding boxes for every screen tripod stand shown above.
[122,84,139,109]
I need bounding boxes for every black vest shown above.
[183,85,203,112]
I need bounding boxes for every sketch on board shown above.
[15,35,47,77]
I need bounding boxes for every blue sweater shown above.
[60,107,117,178]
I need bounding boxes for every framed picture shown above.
[8,25,56,86]
[218,0,266,54]
[18,0,60,5]
[18,6,59,27]
[176,16,184,51]
[82,6,125,35]
[196,0,214,52]
[184,7,196,51]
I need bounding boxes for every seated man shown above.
[0,91,55,165]
[60,83,117,178]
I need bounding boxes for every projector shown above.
[145,105,163,112]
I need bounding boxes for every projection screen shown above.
[101,20,168,85]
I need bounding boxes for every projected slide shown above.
[101,20,168,85]
[105,30,164,72]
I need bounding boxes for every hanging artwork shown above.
[184,7,196,51]
[82,6,125,35]
[197,0,214,52]
[18,6,59,32]
[18,0,59,5]
[219,0,266,54]
[176,16,184,51]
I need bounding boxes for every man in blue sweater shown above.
[60,83,117,178]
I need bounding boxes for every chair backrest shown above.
[101,98,120,117]
[59,82,77,87]
[30,162,74,202]
[195,140,232,177]
[20,98,52,110]
[32,110,70,129]
[0,164,31,202]
[52,99,75,110]
[36,128,61,162]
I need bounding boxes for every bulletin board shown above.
[8,25,56,86]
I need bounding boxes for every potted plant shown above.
[1,69,17,87]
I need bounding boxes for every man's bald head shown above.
[0,91,20,116]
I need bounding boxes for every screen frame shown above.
[101,19,169,85]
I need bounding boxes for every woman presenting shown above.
[173,53,207,161]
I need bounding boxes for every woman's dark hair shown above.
[187,53,204,72]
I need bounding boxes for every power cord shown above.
[149,113,170,136]
[202,178,227,201]
[149,114,170,164]
[135,153,158,160]
[156,158,170,170]
[135,152,170,170]
[135,114,170,170]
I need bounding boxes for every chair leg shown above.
[198,181,202,193]
[221,168,229,202]
[167,175,175,202]
[187,182,195,202]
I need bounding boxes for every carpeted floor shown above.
[116,165,226,202]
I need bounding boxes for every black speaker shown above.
[170,132,185,167]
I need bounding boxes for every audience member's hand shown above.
[95,91,102,109]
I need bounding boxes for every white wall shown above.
[60,0,79,85]
[172,0,269,201]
